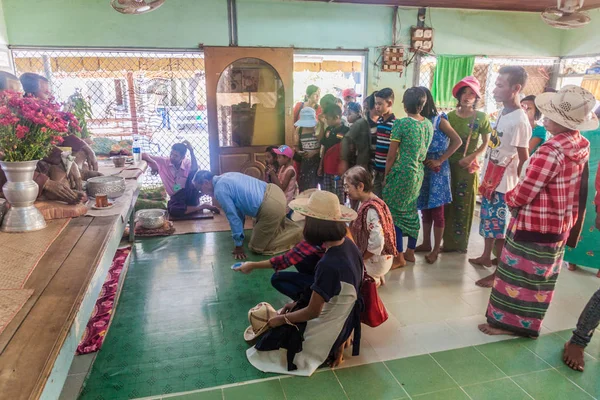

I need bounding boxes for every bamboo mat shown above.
[0,218,70,289]
[171,215,253,235]
[0,289,33,334]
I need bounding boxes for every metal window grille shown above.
[11,49,210,188]
[418,56,557,117]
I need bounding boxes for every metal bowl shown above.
[137,209,166,229]
[112,156,126,168]
[86,176,126,199]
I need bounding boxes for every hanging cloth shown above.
[431,56,476,110]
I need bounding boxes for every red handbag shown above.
[360,273,388,327]
[479,162,509,201]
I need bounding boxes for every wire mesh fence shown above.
[12,49,210,188]
[559,57,600,99]
[418,56,557,118]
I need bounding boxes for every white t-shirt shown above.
[482,108,531,194]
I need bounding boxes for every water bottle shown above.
[132,137,141,164]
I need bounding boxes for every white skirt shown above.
[246,282,357,376]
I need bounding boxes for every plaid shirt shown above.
[269,240,324,272]
[505,131,590,238]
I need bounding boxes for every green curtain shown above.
[431,55,475,109]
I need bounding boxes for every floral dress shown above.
[443,111,492,252]
[382,117,433,239]
[417,113,452,210]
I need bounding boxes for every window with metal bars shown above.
[418,56,558,118]
[11,48,210,189]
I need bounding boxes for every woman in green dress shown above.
[443,77,491,253]
[383,87,433,268]
[565,110,600,278]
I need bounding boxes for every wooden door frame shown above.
[204,46,294,174]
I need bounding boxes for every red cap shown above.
[452,76,482,99]
[342,88,361,99]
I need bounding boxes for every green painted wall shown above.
[560,9,600,56]
[429,8,563,57]
[2,0,230,48]
[0,0,575,113]
[3,0,564,55]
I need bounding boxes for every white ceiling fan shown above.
[110,0,165,15]
[541,0,592,29]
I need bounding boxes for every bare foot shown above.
[492,258,499,266]
[330,336,352,367]
[404,251,416,263]
[476,273,495,288]
[563,342,585,371]
[568,263,577,271]
[597,270,600,278]
[469,256,493,268]
[425,250,439,264]
[391,254,406,270]
[478,323,516,336]
[415,243,432,253]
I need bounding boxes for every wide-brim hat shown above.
[289,190,357,222]
[295,107,318,128]
[244,302,277,342]
[535,85,599,132]
[290,189,317,221]
[452,76,482,99]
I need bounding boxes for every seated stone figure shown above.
[0,72,101,204]
[0,141,90,205]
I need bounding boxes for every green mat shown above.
[80,232,287,400]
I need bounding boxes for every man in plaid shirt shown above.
[233,240,324,300]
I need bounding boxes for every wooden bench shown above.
[0,192,140,399]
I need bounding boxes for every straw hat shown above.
[289,190,357,222]
[244,302,277,342]
[289,189,317,221]
[452,76,482,99]
[535,85,599,132]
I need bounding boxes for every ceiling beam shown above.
[294,0,600,13]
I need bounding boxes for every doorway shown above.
[204,47,294,178]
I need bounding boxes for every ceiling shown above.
[295,0,600,12]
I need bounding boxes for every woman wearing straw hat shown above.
[246,190,363,374]
[478,85,596,338]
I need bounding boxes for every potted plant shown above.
[0,90,78,232]
[65,89,93,143]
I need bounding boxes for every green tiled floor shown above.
[161,336,598,400]
[80,232,600,400]
[80,233,288,400]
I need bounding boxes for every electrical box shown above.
[411,27,434,52]
[381,46,405,73]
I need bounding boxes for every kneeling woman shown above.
[246,190,363,375]
[345,166,397,286]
